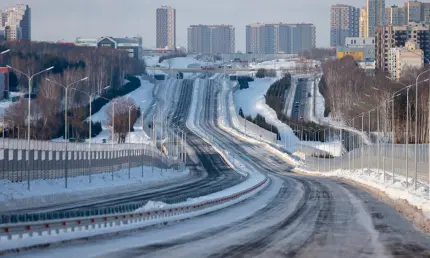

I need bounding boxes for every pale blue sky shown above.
[2,0,405,50]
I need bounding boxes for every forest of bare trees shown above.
[0,42,146,141]
[321,56,430,143]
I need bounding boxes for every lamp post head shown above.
[81,77,89,81]
[6,65,12,69]
[45,66,54,72]
[0,49,10,55]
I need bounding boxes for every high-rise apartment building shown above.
[330,4,360,47]
[359,8,368,37]
[366,0,385,37]
[406,1,422,23]
[156,6,176,49]
[246,24,265,54]
[375,23,430,72]
[187,25,235,54]
[0,10,4,27]
[3,4,31,41]
[245,23,316,54]
[386,5,406,26]
[422,3,430,24]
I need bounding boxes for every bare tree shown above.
[105,97,139,143]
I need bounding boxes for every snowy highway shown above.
[11,74,430,258]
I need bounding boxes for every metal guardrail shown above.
[0,178,268,243]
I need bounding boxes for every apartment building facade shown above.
[330,4,360,47]
[386,5,406,26]
[406,1,422,23]
[245,23,316,54]
[3,4,30,41]
[187,25,235,54]
[375,23,430,72]
[360,8,368,37]
[366,0,385,37]
[388,40,423,80]
[156,6,176,49]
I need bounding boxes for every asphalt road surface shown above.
[9,76,430,258]
[2,78,244,223]
[92,77,430,258]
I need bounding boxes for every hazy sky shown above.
[2,0,405,51]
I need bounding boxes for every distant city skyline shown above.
[1,0,408,51]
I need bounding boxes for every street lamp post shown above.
[7,65,54,190]
[404,49,430,190]
[368,108,376,175]
[414,70,430,189]
[111,99,119,181]
[387,76,429,186]
[45,77,88,188]
[127,105,134,179]
[361,113,364,173]
[69,88,106,183]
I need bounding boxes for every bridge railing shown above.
[0,138,178,183]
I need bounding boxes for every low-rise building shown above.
[344,37,375,47]
[97,37,143,60]
[358,59,376,74]
[75,37,98,47]
[336,46,375,60]
[375,23,430,72]
[74,36,143,60]
[388,40,423,80]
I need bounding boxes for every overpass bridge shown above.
[146,67,320,73]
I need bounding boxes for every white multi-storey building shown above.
[345,37,375,47]
[4,4,30,41]
[245,23,316,54]
[388,40,423,80]
[156,6,176,49]
[188,25,235,54]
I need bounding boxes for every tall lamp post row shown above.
[3,50,184,189]
[6,64,54,190]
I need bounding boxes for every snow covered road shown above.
[7,73,430,257]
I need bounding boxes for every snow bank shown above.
[233,77,299,152]
[297,167,430,219]
[135,200,169,212]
